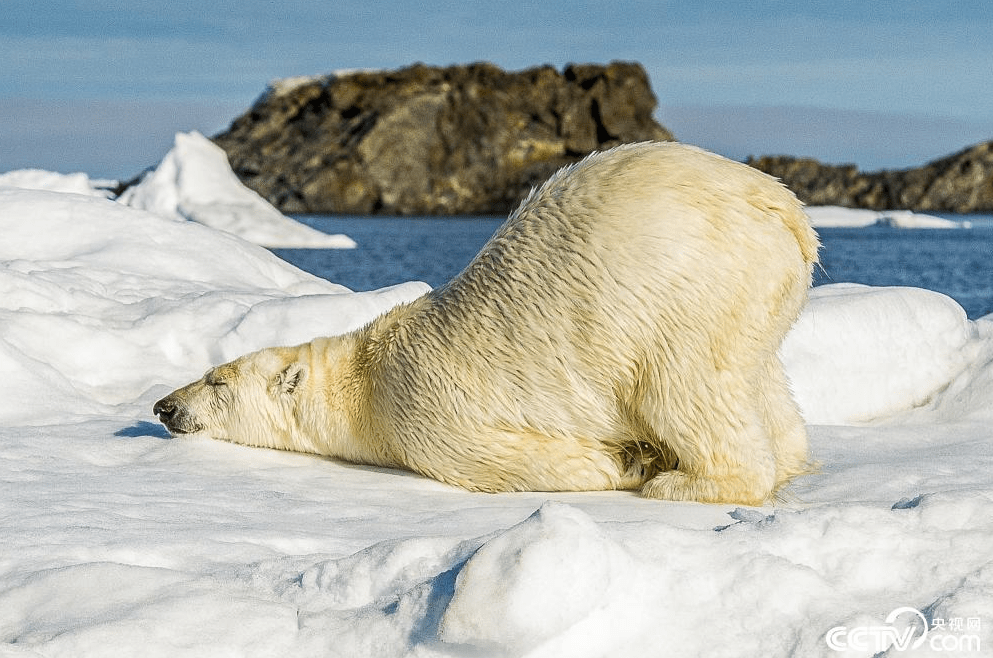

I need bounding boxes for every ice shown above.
[805,205,971,228]
[1,188,992,657]
[118,131,356,249]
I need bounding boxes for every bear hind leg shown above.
[759,356,815,492]
[636,376,779,505]
[639,434,778,505]
[641,467,774,506]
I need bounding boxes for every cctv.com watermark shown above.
[825,607,982,653]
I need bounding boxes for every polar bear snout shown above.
[153,394,203,435]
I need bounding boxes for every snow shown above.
[259,69,379,103]
[262,74,329,100]
[2,132,355,249]
[805,205,972,229]
[118,132,356,249]
[437,502,645,655]
[0,188,419,427]
[0,168,116,198]
[2,188,992,657]
[781,283,990,424]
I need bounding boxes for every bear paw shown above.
[640,471,770,506]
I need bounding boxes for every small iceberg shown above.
[118,131,356,249]
[806,205,971,229]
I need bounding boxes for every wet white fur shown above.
[160,142,819,504]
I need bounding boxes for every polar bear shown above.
[154,142,819,505]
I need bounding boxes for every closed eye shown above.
[204,369,228,388]
[207,378,232,406]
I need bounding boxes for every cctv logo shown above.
[826,607,982,653]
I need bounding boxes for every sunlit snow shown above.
[0,168,116,198]
[1,183,991,656]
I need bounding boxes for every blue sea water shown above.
[275,214,993,319]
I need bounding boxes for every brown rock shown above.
[212,61,673,215]
[748,141,993,213]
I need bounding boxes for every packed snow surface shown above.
[118,131,356,249]
[2,189,992,657]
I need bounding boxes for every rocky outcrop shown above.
[212,61,673,215]
[748,141,993,213]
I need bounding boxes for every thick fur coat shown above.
[154,142,819,504]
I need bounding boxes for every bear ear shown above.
[276,362,308,395]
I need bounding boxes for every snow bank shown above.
[0,188,424,425]
[433,495,993,657]
[781,283,991,424]
[1,188,992,657]
[0,168,116,197]
[118,131,356,249]
[439,502,641,655]
[806,205,971,228]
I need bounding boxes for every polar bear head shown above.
[153,346,310,450]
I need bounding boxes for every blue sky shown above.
[2,0,991,179]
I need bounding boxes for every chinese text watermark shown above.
[826,607,982,653]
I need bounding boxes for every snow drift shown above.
[782,283,993,424]
[1,188,992,657]
[0,188,420,425]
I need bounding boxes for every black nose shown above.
[153,397,175,422]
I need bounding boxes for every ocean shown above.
[276,214,993,319]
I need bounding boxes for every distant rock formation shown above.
[748,141,993,213]
[212,61,673,215]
